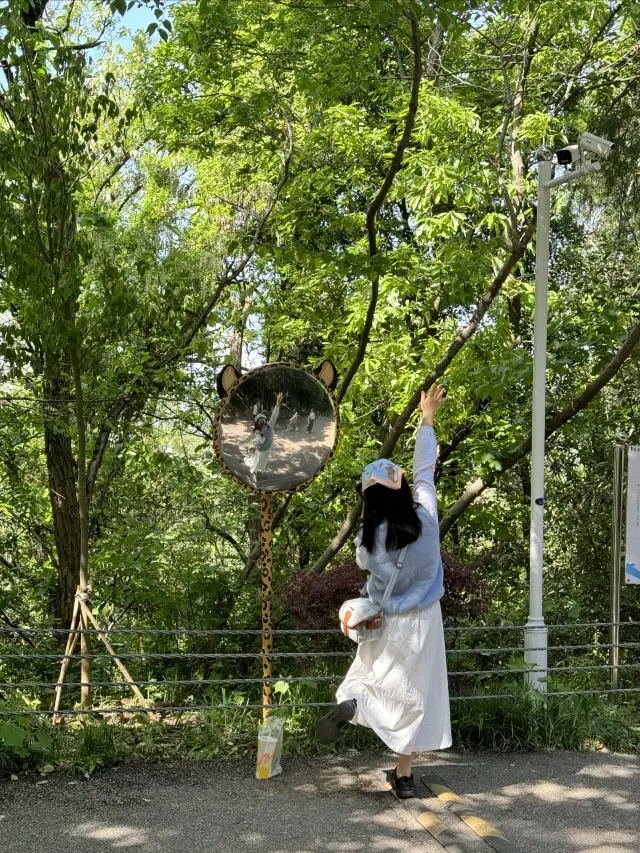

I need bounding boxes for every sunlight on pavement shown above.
[68,821,149,847]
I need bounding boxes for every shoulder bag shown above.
[338,545,408,643]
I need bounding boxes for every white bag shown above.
[339,546,407,643]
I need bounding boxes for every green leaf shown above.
[37,729,53,750]
[0,723,26,748]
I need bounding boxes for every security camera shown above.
[556,144,580,166]
[579,132,615,158]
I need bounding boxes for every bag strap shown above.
[379,545,408,611]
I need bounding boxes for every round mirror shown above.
[214,364,338,493]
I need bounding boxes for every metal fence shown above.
[1,619,640,718]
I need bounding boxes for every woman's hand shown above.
[420,385,446,426]
[276,392,284,405]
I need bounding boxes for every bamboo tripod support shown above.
[52,587,155,723]
[259,493,273,722]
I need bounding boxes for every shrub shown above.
[441,550,487,619]
[282,550,487,630]
[281,560,363,629]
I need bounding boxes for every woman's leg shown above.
[257,448,271,473]
[396,753,414,778]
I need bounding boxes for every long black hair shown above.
[360,477,422,553]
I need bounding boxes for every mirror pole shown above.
[260,492,273,721]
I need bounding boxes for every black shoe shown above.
[316,699,357,745]
[391,768,415,799]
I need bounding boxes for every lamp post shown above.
[525,136,613,690]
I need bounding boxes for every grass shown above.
[1,685,639,778]
[451,683,640,752]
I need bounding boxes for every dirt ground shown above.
[219,414,336,491]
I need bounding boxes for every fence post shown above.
[610,444,625,701]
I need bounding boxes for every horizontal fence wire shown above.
[3,662,640,692]
[2,621,639,637]
[2,621,639,718]
[3,641,640,662]
[3,688,640,718]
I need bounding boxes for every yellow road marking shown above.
[421,777,520,853]
[461,812,507,840]
[417,810,449,836]
[438,790,464,803]
[387,777,471,852]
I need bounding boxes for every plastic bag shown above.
[256,715,285,779]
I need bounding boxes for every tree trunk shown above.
[43,375,80,628]
[229,288,253,371]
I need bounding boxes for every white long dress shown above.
[336,602,451,754]
[336,426,452,755]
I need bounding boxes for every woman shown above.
[316,385,451,799]
[250,392,283,476]
[306,409,316,433]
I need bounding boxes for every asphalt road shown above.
[1,750,638,853]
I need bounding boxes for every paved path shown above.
[1,750,638,853]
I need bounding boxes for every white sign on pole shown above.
[625,446,640,584]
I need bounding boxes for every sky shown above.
[116,2,159,49]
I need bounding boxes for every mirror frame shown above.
[212,362,340,495]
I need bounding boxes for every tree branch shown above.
[153,115,294,372]
[22,0,49,28]
[556,3,624,112]
[311,216,536,573]
[510,16,539,209]
[118,182,144,213]
[495,55,519,236]
[0,605,36,648]
[94,151,132,205]
[203,518,247,565]
[85,397,129,502]
[336,6,422,405]
[439,316,640,538]
[435,416,482,484]
[426,19,444,83]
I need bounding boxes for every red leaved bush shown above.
[281,551,487,630]
[440,550,487,619]
[282,560,364,630]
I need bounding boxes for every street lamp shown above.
[525,134,615,691]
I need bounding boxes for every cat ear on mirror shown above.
[313,359,338,392]
[217,364,241,399]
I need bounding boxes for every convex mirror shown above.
[214,362,338,493]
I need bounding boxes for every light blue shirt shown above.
[255,404,280,452]
[356,426,444,615]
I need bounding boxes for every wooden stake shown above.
[79,604,92,709]
[52,598,81,724]
[79,601,155,715]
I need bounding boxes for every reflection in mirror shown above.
[217,365,337,492]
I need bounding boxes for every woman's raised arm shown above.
[413,385,446,523]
